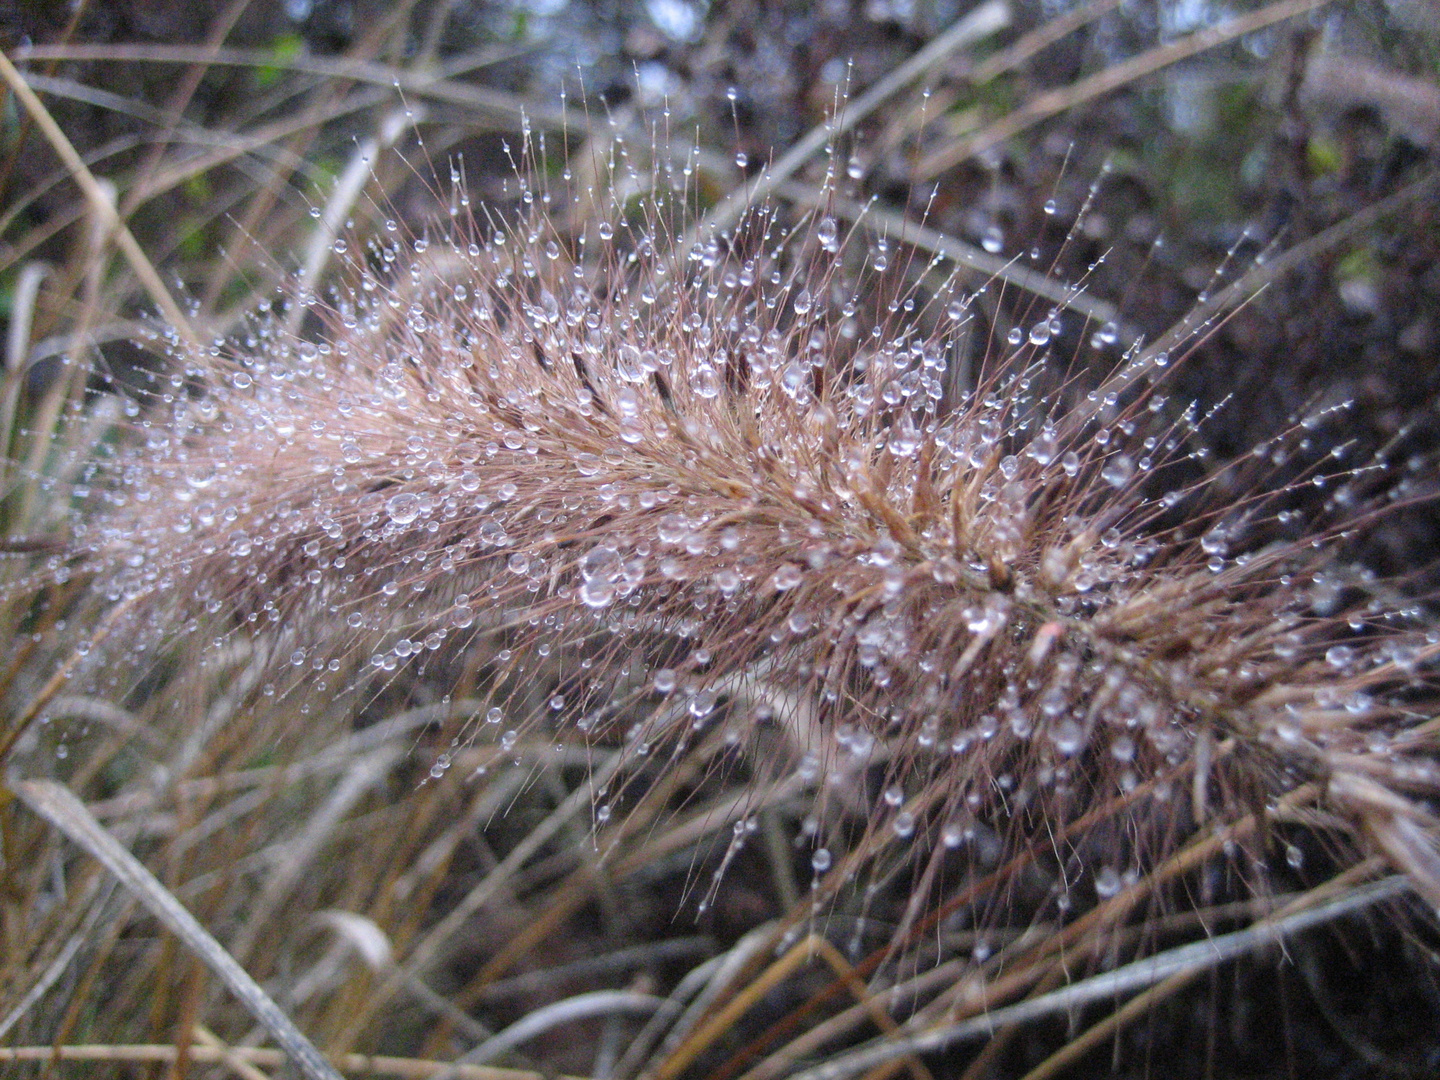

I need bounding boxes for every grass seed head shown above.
[64,123,1440,975]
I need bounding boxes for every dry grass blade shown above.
[968,0,1123,85]
[10,42,582,134]
[10,779,344,1080]
[680,0,1011,248]
[776,181,1122,332]
[915,0,1335,180]
[332,751,625,1049]
[1140,167,1440,369]
[444,990,666,1073]
[228,744,406,965]
[1010,864,1388,1080]
[0,48,199,351]
[0,878,115,1042]
[786,875,1410,1080]
[0,1042,590,1080]
[285,107,419,336]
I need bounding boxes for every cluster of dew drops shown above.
[78,130,1440,929]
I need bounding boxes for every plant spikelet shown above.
[70,132,1440,1033]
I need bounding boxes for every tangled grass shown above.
[3,3,1440,1078]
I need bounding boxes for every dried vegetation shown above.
[2,2,1440,1078]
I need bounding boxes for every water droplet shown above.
[1100,455,1135,487]
[771,563,804,591]
[781,360,809,398]
[580,578,615,608]
[1110,734,1136,762]
[580,545,619,581]
[816,217,839,251]
[887,414,921,457]
[689,363,720,398]
[386,492,420,524]
[1051,718,1085,755]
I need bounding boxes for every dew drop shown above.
[386,493,420,524]
[580,579,616,608]
[771,563,804,591]
[1100,455,1135,487]
[1051,718,1086,755]
[689,363,720,398]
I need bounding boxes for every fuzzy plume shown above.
[73,139,1440,930]
[44,125,1440,1080]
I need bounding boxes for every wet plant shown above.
[26,118,1440,1072]
[4,3,1440,1078]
